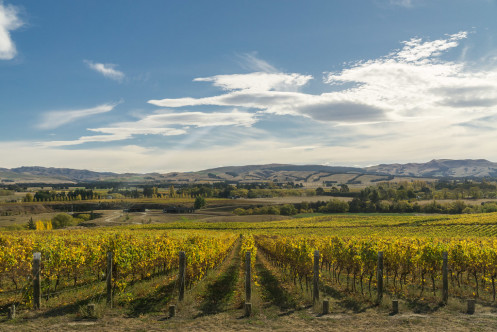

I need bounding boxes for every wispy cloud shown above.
[84,60,125,81]
[42,109,256,146]
[38,102,119,130]
[389,0,413,8]
[0,1,23,60]
[236,52,277,72]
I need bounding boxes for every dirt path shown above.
[3,239,497,331]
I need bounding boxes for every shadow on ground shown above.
[196,262,239,316]
[255,261,296,311]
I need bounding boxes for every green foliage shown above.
[279,204,298,216]
[26,217,36,230]
[74,213,91,221]
[233,208,246,216]
[194,196,206,209]
[317,199,349,213]
[51,213,76,229]
[24,193,34,202]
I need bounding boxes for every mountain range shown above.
[1,159,497,185]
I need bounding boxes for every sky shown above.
[1,0,497,173]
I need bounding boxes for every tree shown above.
[280,204,298,216]
[194,196,206,209]
[26,217,35,230]
[51,213,75,229]
[24,193,34,202]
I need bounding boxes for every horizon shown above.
[2,1,497,173]
[2,158,496,175]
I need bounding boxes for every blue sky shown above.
[1,0,497,173]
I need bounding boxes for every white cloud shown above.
[38,102,119,130]
[6,127,497,173]
[193,72,313,92]
[0,1,23,60]
[42,109,257,146]
[43,127,187,147]
[149,31,497,128]
[84,60,125,81]
[20,32,497,172]
[394,31,467,63]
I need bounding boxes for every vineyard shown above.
[1,213,497,330]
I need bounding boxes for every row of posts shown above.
[15,249,471,319]
[315,250,473,314]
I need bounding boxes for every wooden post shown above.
[313,250,320,303]
[244,302,252,317]
[179,251,186,301]
[8,305,15,320]
[87,303,96,317]
[169,305,176,318]
[106,252,113,307]
[392,299,399,315]
[33,252,41,310]
[377,251,384,304]
[467,299,475,314]
[442,251,448,304]
[245,252,251,303]
[322,299,329,315]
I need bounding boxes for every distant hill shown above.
[365,159,497,178]
[10,166,117,182]
[1,159,497,185]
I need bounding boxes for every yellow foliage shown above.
[35,220,45,230]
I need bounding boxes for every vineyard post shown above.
[442,251,448,304]
[179,251,186,301]
[106,252,113,307]
[313,250,320,303]
[8,304,16,320]
[33,252,41,310]
[245,251,251,303]
[467,299,475,314]
[392,299,399,315]
[377,251,384,304]
[169,305,176,318]
[322,299,329,315]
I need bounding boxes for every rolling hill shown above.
[1,159,497,185]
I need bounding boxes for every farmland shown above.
[1,211,497,331]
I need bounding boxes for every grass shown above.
[4,211,497,330]
[255,258,296,311]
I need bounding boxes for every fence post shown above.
[33,252,41,310]
[106,252,113,307]
[442,251,448,304]
[179,251,186,301]
[313,250,320,303]
[169,305,176,318]
[377,251,384,304]
[245,252,251,303]
[392,299,399,315]
[8,304,16,320]
[244,302,252,317]
[87,303,96,318]
[467,299,475,314]
[322,299,329,315]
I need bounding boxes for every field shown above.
[1,212,497,331]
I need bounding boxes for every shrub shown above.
[52,213,75,229]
